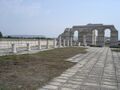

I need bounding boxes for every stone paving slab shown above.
[38,47,120,90]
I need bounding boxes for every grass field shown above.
[0,47,87,90]
[111,48,120,52]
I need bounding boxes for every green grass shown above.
[0,47,87,90]
[111,48,120,52]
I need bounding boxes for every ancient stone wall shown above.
[58,24,118,47]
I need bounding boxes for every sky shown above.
[0,0,120,38]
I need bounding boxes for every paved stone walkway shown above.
[38,47,120,90]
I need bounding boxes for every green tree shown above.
[0,32,3,38]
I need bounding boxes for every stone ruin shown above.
[58,24,118,47]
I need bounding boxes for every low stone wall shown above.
[0,39,54,49]
[0,39,57,54]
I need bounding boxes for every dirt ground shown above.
[0,47,86,90]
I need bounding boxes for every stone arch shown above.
[73,30,79,46]
[73,30,79,41]
[103,26,118,46]
[58,24,118,47]
[104,29,111,46]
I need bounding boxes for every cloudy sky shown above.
[0,0,120,38]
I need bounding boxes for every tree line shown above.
[0,32,54,40]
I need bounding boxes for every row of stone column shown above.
[11,39,57,53]
[58,36,82,48]
[91,30,118,46]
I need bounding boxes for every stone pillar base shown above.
[12,43,17,53]
[27,43,31,51]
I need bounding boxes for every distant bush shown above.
[3,36,53,40]
[110,45,120,48]
[90,45,103,47]
[0,32,3,38]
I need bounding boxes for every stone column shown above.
[27,43,31,51]
[67,39,69,47]
[78,31,81,44]
[110,31,118,46]
[63,39,66,47]
[87,30,93,46]
[78,42,81,47]
[97,30,104,47]
[92,30,96,45]
[79,31,85,46]
[83,35,87,46]
[11,43,17,53]
[53,38,56,48]
[46,39,49,49]
[92,30,98,45]
[58,36,62,48]
[70,37,73,47]
[38,39,41,49]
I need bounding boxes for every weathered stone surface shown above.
[58,24,118,47]
[38,47,120,90]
